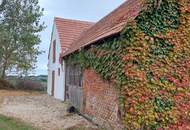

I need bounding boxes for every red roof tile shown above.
[54,17,94,54]
[63,0,143,57]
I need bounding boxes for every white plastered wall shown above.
[47,23,65,101]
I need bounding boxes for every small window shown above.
[58,68,60,76]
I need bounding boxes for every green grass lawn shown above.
[0,115,37,130]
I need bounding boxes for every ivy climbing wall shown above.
[82,69,122,129]
[68,0,190,129]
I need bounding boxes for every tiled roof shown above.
[54,17,94,54]
[63,0,143,57]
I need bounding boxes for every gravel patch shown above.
[0,91,97,130]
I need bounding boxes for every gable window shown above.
[53,40,56,63]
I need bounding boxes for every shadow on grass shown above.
[0,114,38,130]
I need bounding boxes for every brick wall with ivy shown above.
[68,0,190,129]
[82,69,123,129]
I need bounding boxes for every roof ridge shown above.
[54,17,95,24]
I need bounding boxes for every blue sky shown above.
[36,0,125,75]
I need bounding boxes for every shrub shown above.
[0,79,14,90]
[14,79,46,91]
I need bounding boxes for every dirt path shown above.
[0,90,97,130]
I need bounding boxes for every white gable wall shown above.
[47,23,65,101]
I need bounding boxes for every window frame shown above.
[58,68,60,76]
[53,40,56,63]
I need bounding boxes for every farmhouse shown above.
[47,18,93,101]
[48,0,190,129]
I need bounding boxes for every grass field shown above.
[0,114,37,130]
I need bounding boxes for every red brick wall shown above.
[82,69,123,130]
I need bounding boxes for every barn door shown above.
[52,71,55,96]
[65,61,83,109]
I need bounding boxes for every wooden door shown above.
[52,71,55,96]
[65,60,83,109]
